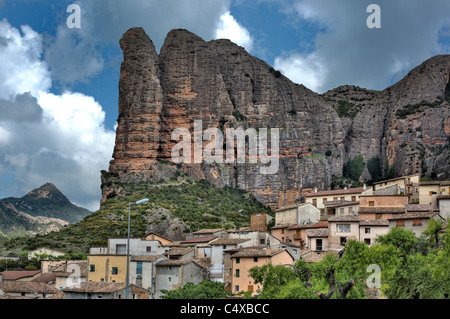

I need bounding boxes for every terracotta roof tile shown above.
[0,270,41,280]
[0,281,59,294]
[388,211,440,220]
[230,248,286,258]
[359,220,389,226]
[306,229,329,237]
[131,255,165,262]
[210,238,250,246]
[62,281,126,293]
[328,216,360,222]
[181,236,218,244]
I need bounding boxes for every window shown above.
[340,196,345,200]
[101,278,104,282]
[364,238,371,245]
[333,197,338,201]
[136,262,143,275]
[235,285,240,292]
[323,198,327,203]
[369,201,375,207]
[337,224,351,233]
[236,269,240,277]
[112,267,119,275]
[223,245,227,249]
[146,246,152,252]
[236,258,240,264]
[365,228,371,234]
[90,265,95,272]
[316,239,323,251]
[248,285,254,292]
[351,196,356,202]
[116,244,126,255]
[168,277,172,283]
[412,220,422,226]
[281,228,285,234]
[260,239,265,245]
[396,220,405,227]
[340,237,347,246]
[254,257,259,262]
[312,199,317,207]
[339,208,344,215]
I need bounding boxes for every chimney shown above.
[363,183,367,191]
[314,187,318,193]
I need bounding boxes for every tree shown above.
[343,155,365,181]
[160,279,232,299]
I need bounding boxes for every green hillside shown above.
[0,177,273,255]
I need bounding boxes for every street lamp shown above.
[126,198,149,299]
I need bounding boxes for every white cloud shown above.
[274,52,327,92]
[0,19,51,99]
[215,11,254,52]
[273,0,450,92]
[0,20,115,211]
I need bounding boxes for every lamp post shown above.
[126,198,149,299]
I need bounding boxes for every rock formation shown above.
[103,27,450,210]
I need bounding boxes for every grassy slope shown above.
[1,177,272,255]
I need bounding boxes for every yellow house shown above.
[419,181,450,205]
[87,255,128,283]
[230,248,294,296]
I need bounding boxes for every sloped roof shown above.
[304,187,366,197]
[31,272,56,283]
[0,270,41,280]
[181,236,218,244]
[0,281,59,294]
[230,248,286,258]
[210,238,250,246]
[131,255,165,262]
[164,247,194,256]
[328,216,360,222]
[359,220,389,226]
[306,229,329,238]
[192,229,224,235]
[62,281,126,293]
[388,211,440,221]
[156,257,211,269]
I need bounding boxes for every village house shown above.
[274,203,320,226]
[144,232,174,246]
[187,229,227,240]
[325,201,359,218]
[304,185,372,213]
[63,281,148,299]
[0,270,42,282]
[271,221,329,249]
[227,228,282,248]
[130,255,165,298]
[87,236,170,284]
[358,195,408,220]
[179,236,219,257]
[306,228,329,252]
[328,216,361,251]
[373,173,420,197]
[388,204,444,237]
[0,281,60,299]
[359,220,389,246]
[209,238,251,283]
[230,248,294,296]
[155,257,211,299]
[419,181,450,205]
[438,196,450,219]
[27,247,65,260]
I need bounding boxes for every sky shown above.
[0,0,449,211]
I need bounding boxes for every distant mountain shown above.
[0,183,92,239]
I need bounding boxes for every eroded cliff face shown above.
[103,27,450,208]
